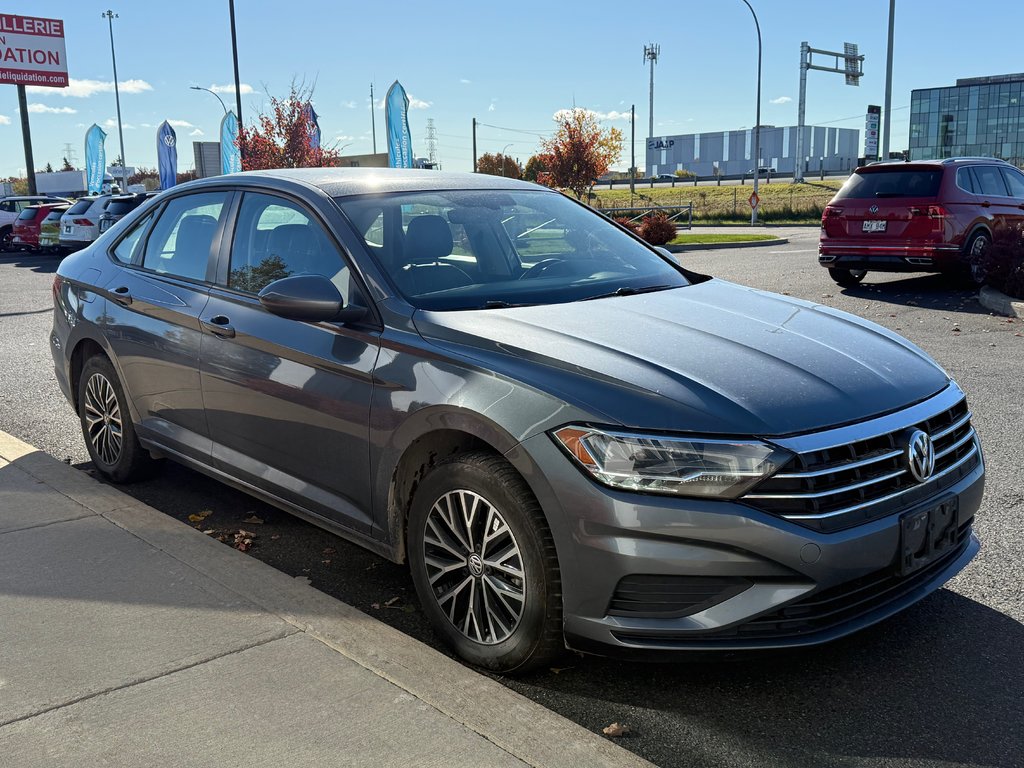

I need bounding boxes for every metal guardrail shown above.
[596,204,693,229]
[595,170,850,189]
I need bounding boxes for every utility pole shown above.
[630,104,636,201]
[472,117,478,172]
[795,40,863,182]
[17,85,36,194]
[740,0,762,225]
[102,10,128,191]
[881,0,896,160]
[370,82,377,154]
[643,43,660,140]
[228,0,243,162]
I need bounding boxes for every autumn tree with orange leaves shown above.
[476,152,522,179]
[239,82,342,171]
[536,108,623,199]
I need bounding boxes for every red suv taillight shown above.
[910,204,948,234]
[822,205,843,224]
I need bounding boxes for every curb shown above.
[0,430,654,768]
[666,237,788,253]
[978,285,1024,318]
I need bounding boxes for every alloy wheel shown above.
[422,490,526,645]
[83,372,124,466]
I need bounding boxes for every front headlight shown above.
[552,426,791,499]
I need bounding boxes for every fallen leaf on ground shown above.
[243,515,264,524]
[550,666,574,674]
[188,510,212,523]
[602,722,631,737]
[370,602,381,610]
[383,596,401,607]
[322,547,336,555]
[270,534,281,540]
[202,529,215,535]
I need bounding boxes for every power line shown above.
[475,121,551,136]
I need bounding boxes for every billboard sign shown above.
[0,14,68,88]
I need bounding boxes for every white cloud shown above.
[553,107,630,123]
[28,103,77,114]
[28,78,152,98]
[341,100,357,109]
[167,119,194,128]
[488,98,497,113]
[408,94,432,110]
[209,83,254,95]
[0,114,10,125]
[189,128,204,137]
[594,110,631,121]
[460,78,472,84]
[103,118,135,130]
[335,133,354,140]
[770,96,793,104]
[140,122,153,128]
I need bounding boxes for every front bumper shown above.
[512,427,984,657]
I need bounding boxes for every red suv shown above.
[819,157,1024,286]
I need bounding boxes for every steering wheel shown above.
[519,258,568,280]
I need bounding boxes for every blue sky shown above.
[2,0,1024,177]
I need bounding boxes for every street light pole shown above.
[501,142,513,177]
[102,10,128,192]
[228,0,244,163]
[740,0,762,225]
[190,86,228,115]
[881,0,896,160]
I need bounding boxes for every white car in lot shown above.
[58,195,112,250]
[1,195,70,250]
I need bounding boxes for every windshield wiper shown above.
[580,284,677,302]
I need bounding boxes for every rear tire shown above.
[78,355,159,483]
[962,231,990,287]
[0,227,12,253]
[407,451,563,673]
[828,267,867,287]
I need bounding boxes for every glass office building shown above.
[909,73,1024,165]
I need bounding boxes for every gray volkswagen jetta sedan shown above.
[51,169,983,672]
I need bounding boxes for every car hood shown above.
[412,279,950,436]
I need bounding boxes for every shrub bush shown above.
[638,213,677,246]
[977,225,1024,299]
[613,216,640,235]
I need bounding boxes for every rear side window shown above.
[106,200,138,216]
[0,201,12,213]
[972,166,1009,196]
[66,199,93,216]
[142,192,227,281]
[834,169,943,199]
[44,210,66,222]
[112,213,153,264]
[1000,168,1024,198]
[956,167,975,193]
[16,208,38,221]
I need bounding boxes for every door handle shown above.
[201,315,236,338]
[111,286,132,306]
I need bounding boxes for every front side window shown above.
[336,189,687,310]
[1000,167,1024,198]
[227,192,352,301]
[142,192,227,281]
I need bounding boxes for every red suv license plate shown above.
[897,498,959,576]
[862,220,887,232]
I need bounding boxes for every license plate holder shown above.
[862,220,887,232]
[63,225,72,234]
[897,498,959,576]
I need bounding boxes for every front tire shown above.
[828,267,867,287]
[407,452,562,673]
[78,355,158,483]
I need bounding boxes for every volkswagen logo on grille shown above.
[869,204,879,214]
[905,429,935,483]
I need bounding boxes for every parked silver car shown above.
[51,169,983,672]
[58,194,112,250]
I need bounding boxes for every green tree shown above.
[523,154,549,183]
[61,157,75,172]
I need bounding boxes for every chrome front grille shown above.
[744,386,981,532]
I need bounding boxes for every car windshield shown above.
[835,168,943,199]
[335,189,687,310]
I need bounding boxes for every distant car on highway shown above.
[819,157,1024,286]
[52,168,983,672]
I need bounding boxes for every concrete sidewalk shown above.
[0,431,652,768]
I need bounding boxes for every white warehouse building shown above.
[646,125,860,177]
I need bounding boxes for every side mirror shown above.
[655,246,675,259]
[258,275,366,324]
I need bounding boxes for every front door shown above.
[200,191,380,534]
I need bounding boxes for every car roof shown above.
[859,157,1014,172]
[184,167,551,198]
[2,195,64,201]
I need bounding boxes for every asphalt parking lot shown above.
[1,230,1021,768]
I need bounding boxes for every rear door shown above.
[199,190,380,534]
[970,164,1018,237]
[823,167,945,243]
[999,166,1024,231]
[101,190,231,462]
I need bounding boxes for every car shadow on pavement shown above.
[515,590,1022,768]
[0,253,62,274]
[840,273,989,315]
